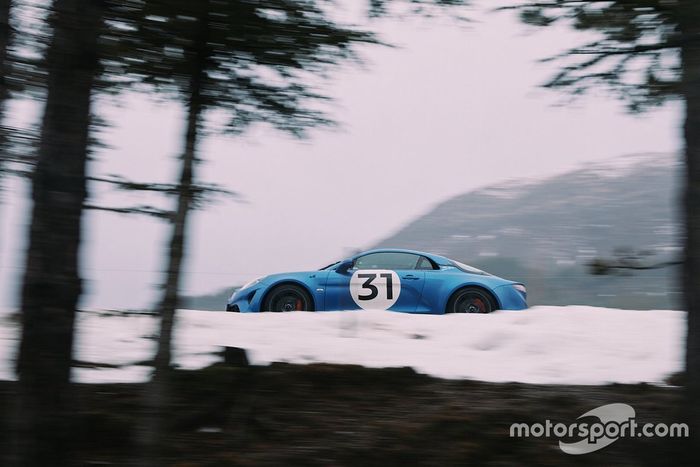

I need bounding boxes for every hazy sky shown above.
[0,5,682,309]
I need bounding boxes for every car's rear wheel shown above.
[447,287,497,314]
[262,284,314,312]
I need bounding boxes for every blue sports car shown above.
[226,249,527,314]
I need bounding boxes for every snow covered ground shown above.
[0,306,685,385]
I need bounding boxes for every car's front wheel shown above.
[447,287,497,314]
[262,284,314,312]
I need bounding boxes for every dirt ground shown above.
[0,362,691,466]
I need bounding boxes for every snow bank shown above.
[0,306,685,385]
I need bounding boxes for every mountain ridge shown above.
[372,152,682,309]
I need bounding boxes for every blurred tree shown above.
[0,1,12,177]
[588,248,681,275]
[135,0,372,363]
[0,0,49,183]
[120,1,467,464]
[10,0,467,465]
[14,1,103,466]
[506,0,698,460]
[125,2,376,463]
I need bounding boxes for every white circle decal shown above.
[350,269,401,310]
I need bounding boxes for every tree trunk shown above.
[680,2,700,463]
[153,58,204,387]
[13,1,102,466]
[139,4,208,465]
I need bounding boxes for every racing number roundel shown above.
[350,269,401,310]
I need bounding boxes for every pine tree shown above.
[507,1,699,461]
[14,2,103,465]
[10,1,467,464]
[0,1,12,169]
[122,0,466,463]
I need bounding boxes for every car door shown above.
[325,252,426,312]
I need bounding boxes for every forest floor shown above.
[0,362,690,466]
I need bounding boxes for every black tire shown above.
[446,287,497,314]
[262,284,314,312]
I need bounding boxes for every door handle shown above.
[402,275,421,280]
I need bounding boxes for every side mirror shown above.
[335,260,354,274]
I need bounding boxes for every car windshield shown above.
[450,260,489,275]
[319,261,340,270]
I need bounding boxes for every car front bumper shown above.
[226,284,266,312]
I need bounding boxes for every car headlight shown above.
[513,284,527,294]
[241,277,263,290]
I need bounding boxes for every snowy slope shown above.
[0,307,685,385]
[375,153,681,264]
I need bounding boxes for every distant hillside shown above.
[183,287,237,311]
[373,153,683,309]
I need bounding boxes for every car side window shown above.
[416,256,437,270]
[354,252,422,270]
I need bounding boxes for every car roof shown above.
[353,248,454,265]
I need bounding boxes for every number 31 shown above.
[357,273,394,301]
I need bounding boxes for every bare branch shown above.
[569,36,695,56]
[84,203,174,220]
[589,257,682,275]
